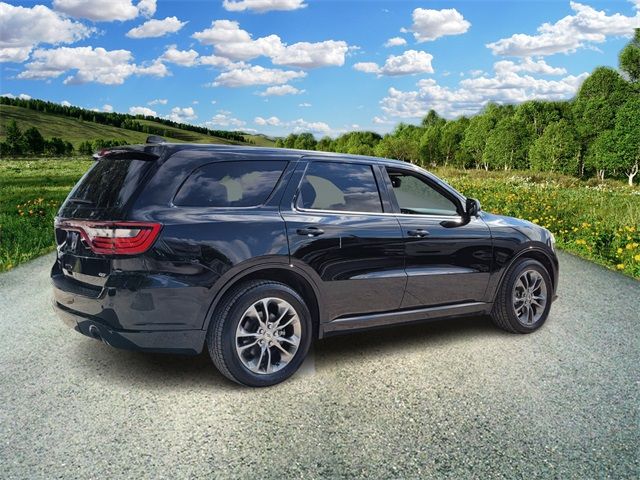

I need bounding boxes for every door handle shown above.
[407,229,430,238]
[297,226,325,237]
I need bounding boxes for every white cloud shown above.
[298,102,312,107]
[127,16,186,39]
[258,84,304,96]
[160,45,199,66]
[0,2,92,63]
[130,106,156,116]
[373,116,394,125]
[406,8,471,42]
[494,57,567,76]
[1,92,31,100]
[61,100,72,106]
[291,118,331,135]
[384,37,407,48]
[354,50,434,76]
[271,40,349,68]
[222,0,306,13]
[199,54,244,69]
[255,116,281,126]
[148,98,167,106]
[380,63,589,119]
[353,62,381,74]
[102,104,113,112]
[206,110,246,127]
[53,0,155,22]
[166,106,196,123]
[212,64,306,87]
[18,46,169,84]
[487,2,640,57]
[135,59,169,77]
[192,20,349,68]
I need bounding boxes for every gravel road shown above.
[0,252,638,479]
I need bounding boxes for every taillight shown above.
[55,219,162,255]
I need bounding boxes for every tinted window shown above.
[298,162,382,213]
[174,161,287,207]
[68,159,153,210]
[387,169,458,216]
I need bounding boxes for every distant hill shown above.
[0,98,275,149]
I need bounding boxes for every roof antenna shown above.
[146,135,166,144]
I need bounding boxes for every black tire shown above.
[206,280,313,387]
[490,258,552,334]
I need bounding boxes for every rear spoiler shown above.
[92,148,160,162]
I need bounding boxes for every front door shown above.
[384,167,492,308]
[282,159,406,320]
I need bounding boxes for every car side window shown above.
[174,160,287,207]
[298,161,383,213]
[387,169,459,216]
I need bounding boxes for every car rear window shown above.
[66,158,153,210]
[174,160,287,207]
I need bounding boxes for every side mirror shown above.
[465,198,481,217]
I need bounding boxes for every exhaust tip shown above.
[88,324,101,340]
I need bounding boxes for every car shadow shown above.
[72,315,499,389]
[315,314,498,359]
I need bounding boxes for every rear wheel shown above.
[491,259,552,333]
[207,280,312,387]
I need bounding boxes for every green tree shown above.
[23,127,45,154]
[78,141,93,155]
[462,114,493,169]
[529,120,580,175]
[439,117,469,167]
[421,109,445,128]
[613,97,640,185]
[4,120,24,155]
[619,28,640,83]
[45,137,66,156]
[419,122,444,167]
[586,130,618,181]
[375,135,419,162]
[316,136,334,152]
[483,116,532,170]
[293,132,317,150]
[283,134,298,149]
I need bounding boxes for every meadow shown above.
[0,159,638,278]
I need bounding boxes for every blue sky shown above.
[1,0,639,137]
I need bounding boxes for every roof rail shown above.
[146,135,166,144]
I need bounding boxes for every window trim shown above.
[293,159,386,215]
[171,159,289,209]
[383,166,465,218]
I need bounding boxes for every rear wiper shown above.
[67,198,94,205]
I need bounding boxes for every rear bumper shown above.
[53,299,206,355]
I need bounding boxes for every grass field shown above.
[0,105,275,148]
[0,159,638,278]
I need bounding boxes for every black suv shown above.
[52,142,558,386]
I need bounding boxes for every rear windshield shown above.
[67,159,153,210]
[174,160,287,207]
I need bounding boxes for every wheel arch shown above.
[494,245,558,300]
[203,264,323,339]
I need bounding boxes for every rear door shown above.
[383,166,492,308]
[281,158,406,321]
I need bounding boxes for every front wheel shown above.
[491,259,552,333]
[207,280,312,387]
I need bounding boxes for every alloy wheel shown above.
[512,269,548,326]
[235,297,302,375]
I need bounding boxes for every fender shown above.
[488,243,559,302]
[200,259,325,333]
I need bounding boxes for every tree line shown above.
[276,29,640,185]
[0,97,247,143]
[0,120,128,157]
